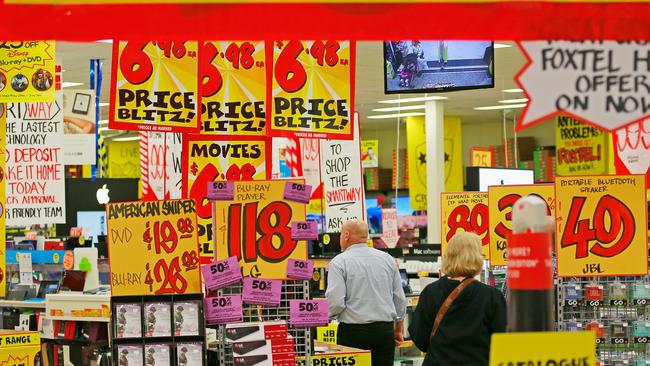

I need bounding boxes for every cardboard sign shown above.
[516,41,649,132]
[207,181,234,201]
[141,132,183,200]
[406,116,427,210]
[470,147,494,167]
[242,277,282,306]
[289,299,329,327]
[360,140,378,168]
[0,41,55,103]
[614,119,650,189]
[284,182,311,203]
[200,41,266,136]
[380,208,399,248]
[214,180,307,279]
[441,192,489,258]
[204,295,243,325]
[488,184,554,266]
[0,110,6,298]
[270,40,354,140]
[106,199,201,296]
[299,352,371,366]
[555,175,648,277]
[556,115,608,176]
[5,95,66,225]
[110,41,200,133]
[182,135,268,258]
[286,259,314,280]
[0,330,41,366]
[291,221,318,241]
[490,331,595,366]
[201,256,242,291]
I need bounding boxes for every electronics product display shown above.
[144,344,172,366]
[114,303,142,339]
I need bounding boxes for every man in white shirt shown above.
[326,219,406,366]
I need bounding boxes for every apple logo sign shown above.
[96,184,110,205]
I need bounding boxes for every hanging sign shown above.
[470,147,494,167]
[360,140,378,168]
[142,132,183,200]
[441,192,489,258]
[555,175,648,277]
[516,41,650,132]
[106,199,202,296]
[489,331,595,366]
[286,259,314,280]
[488,184,554,266]
[242,277,282,306]
[182,135,268,258]
[406,116,426,210]
[381,208,399,248]
[5,95,66,225]
[110,41,200,133]
[614,119,650,189]
[270,40,354,140]
[62,89,96,165]
[201,256,242,291]
[213,180,307,279]
[556,115,608,176]
[0,107,5,298]
[289,299,329,327]
[0,41,55,103]
[204,295,243,325]
[200,41,266,136]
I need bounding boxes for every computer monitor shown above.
[77,211,107,244]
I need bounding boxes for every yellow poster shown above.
[8,0,642,3]
[271,40,353,139]
[444,116,463,192]
[556,115,608,176]
[107,140,140,178]
[183,136,267,258]
[214,180,307,279]
[201,41,266,136]
[0,330,41,366]
[441,192,489,258]
[360,140,378,168]
[555,175,648,277]
[106,199,202,296]
[470,147,494,167]
[110,41,200,133]
[488,184,554,266]
[0,41,55,103]
[490,331,595,366]
[0,105,5,297]
[300,352,371,366]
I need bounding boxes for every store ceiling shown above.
[57,41,526,139]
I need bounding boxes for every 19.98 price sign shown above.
[441,192,489,258]
[555,175,648,277]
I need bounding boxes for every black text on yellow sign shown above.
[489,331,595,366]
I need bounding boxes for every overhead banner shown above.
[406,116,426,211]
[441,192,489,258]
[555,175,648,277]
[614,118,649,189]
[489,332,595,366]
[110,40,200,133]
[0,106,5,298]
[321,114,364,232]
[5,95,66,225]
[488,184,554,266]
[213,180,307,279]
[556,115,608,176]
[182,136,268,258]
[0,41,55,103]
[62,89,96,165]
[106,199,202,296]
[141,132,183,200]
[200,41,266,136]
[516,41,650,132]
[270,40,354,140]
[360,140,378,168]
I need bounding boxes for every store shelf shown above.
[45,293,111,322]
[46,316,110,323]
[0,299,46,309]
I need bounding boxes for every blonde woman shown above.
[408,232,506,366]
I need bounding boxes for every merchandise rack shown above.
[210,279,312,366]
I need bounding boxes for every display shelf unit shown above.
[0,300,46,309]
[45,293,111,322]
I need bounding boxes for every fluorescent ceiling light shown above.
[98,102,110,107]
[95,39,113,44]
[367,112,425,119]
[378,96,448,104]
[61,82,84,88]
[503,88,524,93]
[112,136,140,142]
[98,120,109,125]
[372,105,425,112]
[494,43,513,49]
[474,103,527,111]
[498,98,529,104]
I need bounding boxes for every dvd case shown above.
[117,345,144,366]
[174,301,200,336]
[144,343,171,366]
[115,303,142,339]
[144,302,172,337]
[176,342,203,366]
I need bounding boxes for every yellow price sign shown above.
[470,147,494,167]
[316,323,338,344]
[441,192,489,258]
[0,41,55,103]
[555,175,648,277]
[298,352,371,366]
[488,184,554,266]
[490,331,595,366]
[0,330,41,366]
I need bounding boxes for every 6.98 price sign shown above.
[106,199,201,296]
[555,175,648,277]
[441,192,489,258]
[110,41,200,133]
[270,40,354,140]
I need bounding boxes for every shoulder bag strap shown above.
[430,278,476,340]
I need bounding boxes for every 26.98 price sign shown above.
[106,199,202,296]
[555,175,648,277]
[441,192,489,258]
[110,41,200,133]
[270,40,354,140]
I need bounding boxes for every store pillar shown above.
[425,100,444,244]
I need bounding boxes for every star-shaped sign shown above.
[444,153,450,162]
[418,152,426,165]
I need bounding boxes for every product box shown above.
[176,342,203,366]
[144,302,172,337]
[232,338,295,357]
[144,343,171,366]
[114,303,142,339]
[174,301,201,336]
[584,284,604,301]
[117,345,144,366]
[225,322,289,343]
[233,353,296,366]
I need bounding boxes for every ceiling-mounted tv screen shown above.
[384,41,494,94]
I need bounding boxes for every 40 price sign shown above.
[555,175,648,277]
[270,40,354,140]
[488,184,555,266]
[106,199,202,296]
[440,192,489,258]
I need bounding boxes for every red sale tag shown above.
[205,295,243,325]
[286,259,314,280]
[242,277,282,307]
[283,182,312,203]
[291,221,318,241]
[289,299,329,327]
[207,181,234,201]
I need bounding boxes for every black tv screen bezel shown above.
[383,40,495,95]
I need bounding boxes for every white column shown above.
[425,101,444,244]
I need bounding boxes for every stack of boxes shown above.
[392,149,408,189]
[533,147,556,183]
[227,321,296,366]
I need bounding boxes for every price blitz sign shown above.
[555,175,648,277]
[440,192,489,258]
[106,199,202,296]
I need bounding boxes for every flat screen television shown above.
[466,167,535,192]
[384,41,494,94]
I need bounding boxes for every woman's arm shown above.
[408,285,436,352]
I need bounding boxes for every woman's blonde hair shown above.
[441,232,483,278]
